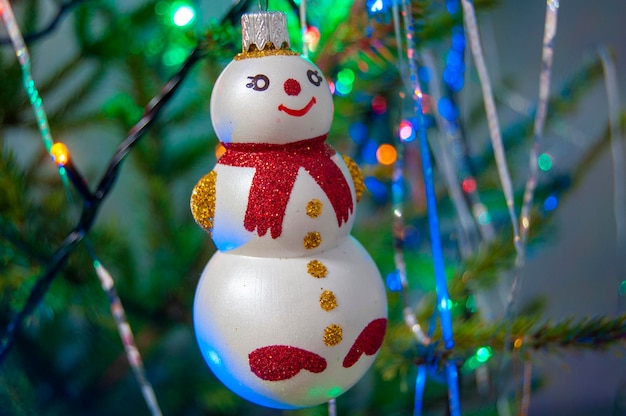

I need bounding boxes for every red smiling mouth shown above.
[278,97,317,117]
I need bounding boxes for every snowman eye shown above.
[307,70,323,87]
[246,74,270,91]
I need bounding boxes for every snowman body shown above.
[191,46,387,409]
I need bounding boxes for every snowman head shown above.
[210,12,333,145]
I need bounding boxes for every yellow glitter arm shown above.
[341,154,364,203]
[190,170,217,235]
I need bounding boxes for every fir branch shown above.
[0,44,207,363]
[380,314,625,379]
[528,315,626,351]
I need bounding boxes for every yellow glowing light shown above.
[513,337,523,349]
[50,142,70,166]
[376,144,397,165]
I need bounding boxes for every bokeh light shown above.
[475,346,493,363]
[376,144,397,165]
[303,26,320,52]
[461,177,476,193]
[163,46,187,66]
[349,122,368,144]
[364,176,388,203]
[538,152,553,172]
[543,195,558,212]
[386,271,402,292]
[399,119,415,142]
[371,95,387,114]
[172,4,195,27]
[334,68,355,96]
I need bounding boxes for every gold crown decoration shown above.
[235,11,298,60]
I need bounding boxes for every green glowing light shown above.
[619,280,626,296]
[462,356,480,372]
[337,68,355,85]
[335,80,352,95]
[172,5,195,27]
[475,346,493,363]
[163,47,186,66]
[538,153,553,172]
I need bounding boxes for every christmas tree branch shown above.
[380,314,625,380]
[0,44,206,363]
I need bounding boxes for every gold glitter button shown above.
[307,260,327,278]
[319,290,338,311]
[303,231,322,249]
[306,199,323,218]
[342,155,364,202]
[190,170,217,233]
[323,324,343,346]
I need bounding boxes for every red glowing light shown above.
[371,95,387,114]
[462,178,477,193]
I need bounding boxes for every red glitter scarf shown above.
[218,135,353,239]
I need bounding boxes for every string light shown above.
[50,142,70,167]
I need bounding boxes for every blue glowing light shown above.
[349,122,368,144]
[334,80,352,96]
[418,65,431,83]
[364,176,388,204]
[366,0,392,15]
[438,97,459,121]
[386,270,402,292]
[543,195,558,212]
[362,139,379,165]
[446,0,460,14]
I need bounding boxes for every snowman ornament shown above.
[190,11,387,409]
